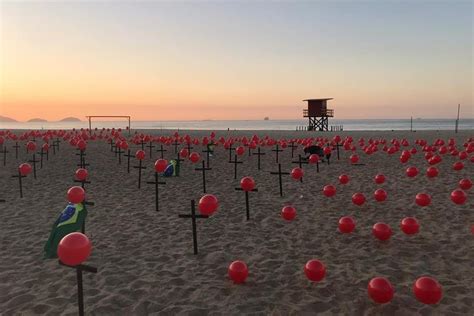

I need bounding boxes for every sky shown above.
[0,0,472,121]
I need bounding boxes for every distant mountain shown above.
[59,117,81,122]
[28,118,48,122]
[0,115,17,122]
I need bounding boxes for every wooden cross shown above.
[174,153,184,177]
[156,144,167,159]
[133,160,147,189]
[292,154,308,183]
[335,143,342,160]
[202,148,213,169]
[178,200,209,255]
[195,160,212,193]
[272,144,283,163]
[124,150,133,173]
[116,146,124,164]
[109,139,115,153]
[76,149,89,168]
[235,187,258,220]
[1,146,8,166]
[38,148,47,169]
[146,172,166,211]
[186,142,193,153]
[252,147,265,170]
[228,154,243,179]
[288,141,298,158]
[74,178,91,190]
[13,142,20,158]
[147,141,155,158]
[325,145,332,165]
[58,260,98,316]
[227,143,235,162]
[28,154,39,179]
[52,138,60,155]
[172,140,180,153]
[139,139,146,150]
[11,170,26,198]
[270,163,290,197]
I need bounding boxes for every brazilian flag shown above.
[43,203,87,259]
[164,160,177,177]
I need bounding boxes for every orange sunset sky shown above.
[0,1,472,121]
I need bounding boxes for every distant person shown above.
[303,145,325,161]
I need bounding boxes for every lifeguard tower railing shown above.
[303,109,334,117]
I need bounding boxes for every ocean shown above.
[0,119,472,132]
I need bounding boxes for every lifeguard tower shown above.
[303,98,334,131]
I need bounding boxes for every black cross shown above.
[0,199,5,203]
[272,144,283,163]
[38,148,47,169]
[11,169,26,198]
[74,178,91,190]
[234,187,258,220]
[109,139,115,153]
[156,145,167,159]
[13,142,20,158]
[227,143,235,162]
[1,146,8,166]
[289,141,298,158]
[178,199,209,255]
[202,148,213,169]
[325,145,332,165]
[76,149,89,168]
[195,160,212,193]
[28,154,39,179]
[252,147,266,170]
[172,140,180,153]
[335,143,343,160]
[124,150,133,173]
[133,159,147,188]
[270,163,290,197]
[116,146,124,164]
[52,138,60,154]
[147,142,155,158]
[58,260,98,316]
[291,154,308,183]
[228,154,243,179]
[146,172,166,211]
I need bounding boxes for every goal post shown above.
[86,116,131,136]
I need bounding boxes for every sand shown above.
[0,129,472,315]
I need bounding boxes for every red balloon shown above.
[19,163,32,176]
[426,166,439,178]
[368,277,394,304]
[240,176,255,191]
[135,150,145,160]
[75,168,88,181]
[406,167,419,177]
[339,174,349,185]
[415,193,431,207]
[323,147,332,156]
[413,277,442,304]
[323,185,336,197]
[42,143,49,151]
[67,186,85,204]
[77,140,87,151]
[189,152,200,163]
[308,154,319,164]
[291,167,304,180]
[400,217,420,235]
[372,223,392,241]
[304,259,326,282]
[179,148,189,158]
[352,192,366,206]
[453,161,464,171]
[228,260,248,284]
[154,159,168,173]
[374,174,385,184]
[198,194,218,216]
[57,232,92,266]
[281,205,296,221]
[338,216,356,233]
[450,189,467,205]
[235,146,245,156]
[350,154,359,164]
[374,189,387,202]
[459,178,472,190]
[26,141,36,152]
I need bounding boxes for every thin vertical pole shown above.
[191,200,198,255]
[77,268,84,316]
[18,170,23,198]
[138,160,142,189]
[88,117,92,136]
[410,116,413,132]
[155,172,159,211]
[234,154,238,180]
[245,191,250,220]
[455,104,460,133]
[278,163,283,197]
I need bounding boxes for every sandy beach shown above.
[0,129,472,315]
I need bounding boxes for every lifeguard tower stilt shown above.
[303,98,334,131]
